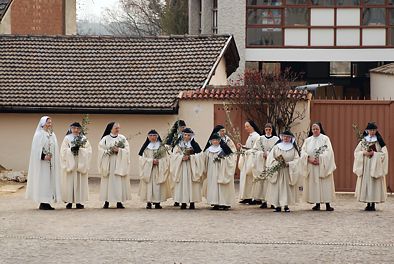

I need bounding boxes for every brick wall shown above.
[11,0,64,35]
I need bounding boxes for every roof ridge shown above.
[0,34,232,40]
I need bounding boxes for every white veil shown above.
[26,116,62,203]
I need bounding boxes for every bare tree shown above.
[104,0,163,36]
[104,0,187,36]
[230,69,307,135]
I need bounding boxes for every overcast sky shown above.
[77,0,120,21]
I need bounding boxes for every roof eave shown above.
[0,0,13,22]
[0,105,179,115]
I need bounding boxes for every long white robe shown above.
[202,135,236,198]
[170,145,204,203]
[26,129,62,204]
[203,149,236,206]
[98,134,132,202]
[251,135,280,201]
[300,134,336,204]
[266,144,300,207]
[60,135,92,204]
[138,148,171,203]
[238,131,260,200]
[353,140,388,203]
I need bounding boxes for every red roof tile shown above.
[180,86,310,101]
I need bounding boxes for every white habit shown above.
[60,134,92,204]
[98,134,132,202]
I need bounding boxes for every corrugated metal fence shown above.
[311,100,394,192]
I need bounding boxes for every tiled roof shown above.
[370,63,394,76]
[0,34,239,113]
[0,0,12,22]
[180,86,310,100]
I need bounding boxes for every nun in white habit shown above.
[26,116,62,210]
[60,122,92,209]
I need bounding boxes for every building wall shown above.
[217,0,245,80]
[245,48,394,62]
[0,101,216,179]
[370,73,394,100]
[0,3,11,34]
[64,0,76,35]
[208,57,228,85]
[188,0,200,34]
[0,98,310,180]
[9,0,76,35]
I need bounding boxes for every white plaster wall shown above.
[370,73,394,100]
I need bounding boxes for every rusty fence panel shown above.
[311,100,393,192]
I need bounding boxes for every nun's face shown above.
[265,127,272,136]
[311,124,320,137]
[245,122,254,133]
[211,139,220,146]
[282,135,292,143]
[71,127,81,135]
[111,123,120,135]
[367,129,377,137]
[183,133,191,142]
[148,134,158,142]
[44,118,52,130]
[219,129,226,137]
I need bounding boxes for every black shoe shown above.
[180,203,187,210]
[255,200,263,205]
[174,202,180,207]
[189,202,195,210]
[146,202,152,209]
[222,206,230,211]
[325,203,334,211]
[370,203,376,211]
[39,203,54,210]
[270,205,275,209]
[259,202,268,209]
[365,203,371,211]
[117,202,125,209]
[211,205,220,210]
[76,203,84,209]
[274,207,281,212]
[103,201,109,209]
[154,203,162,209]
[248,200,257,205]
[66,203,72,209]
[239,199,252,204]
[312,203,321,211]
[284,206,290,212]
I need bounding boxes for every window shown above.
[330,62,351,76]
[336,0,360,5]
[285,8,309,26]
[389,28,394,45]
[245,0,394,47]
[311,0,335,5]
[363,0,385,5]
[213,0,218,34]
[247,9,282,25]
[247,28,283,45]
[362,8,385,26]
[286,0,308,4]
[247,0,282,6]
[390,8,394,25]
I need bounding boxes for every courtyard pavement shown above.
[0,179,393,264]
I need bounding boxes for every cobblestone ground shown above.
[1,179,393,264]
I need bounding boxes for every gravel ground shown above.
[1,178,393,264]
